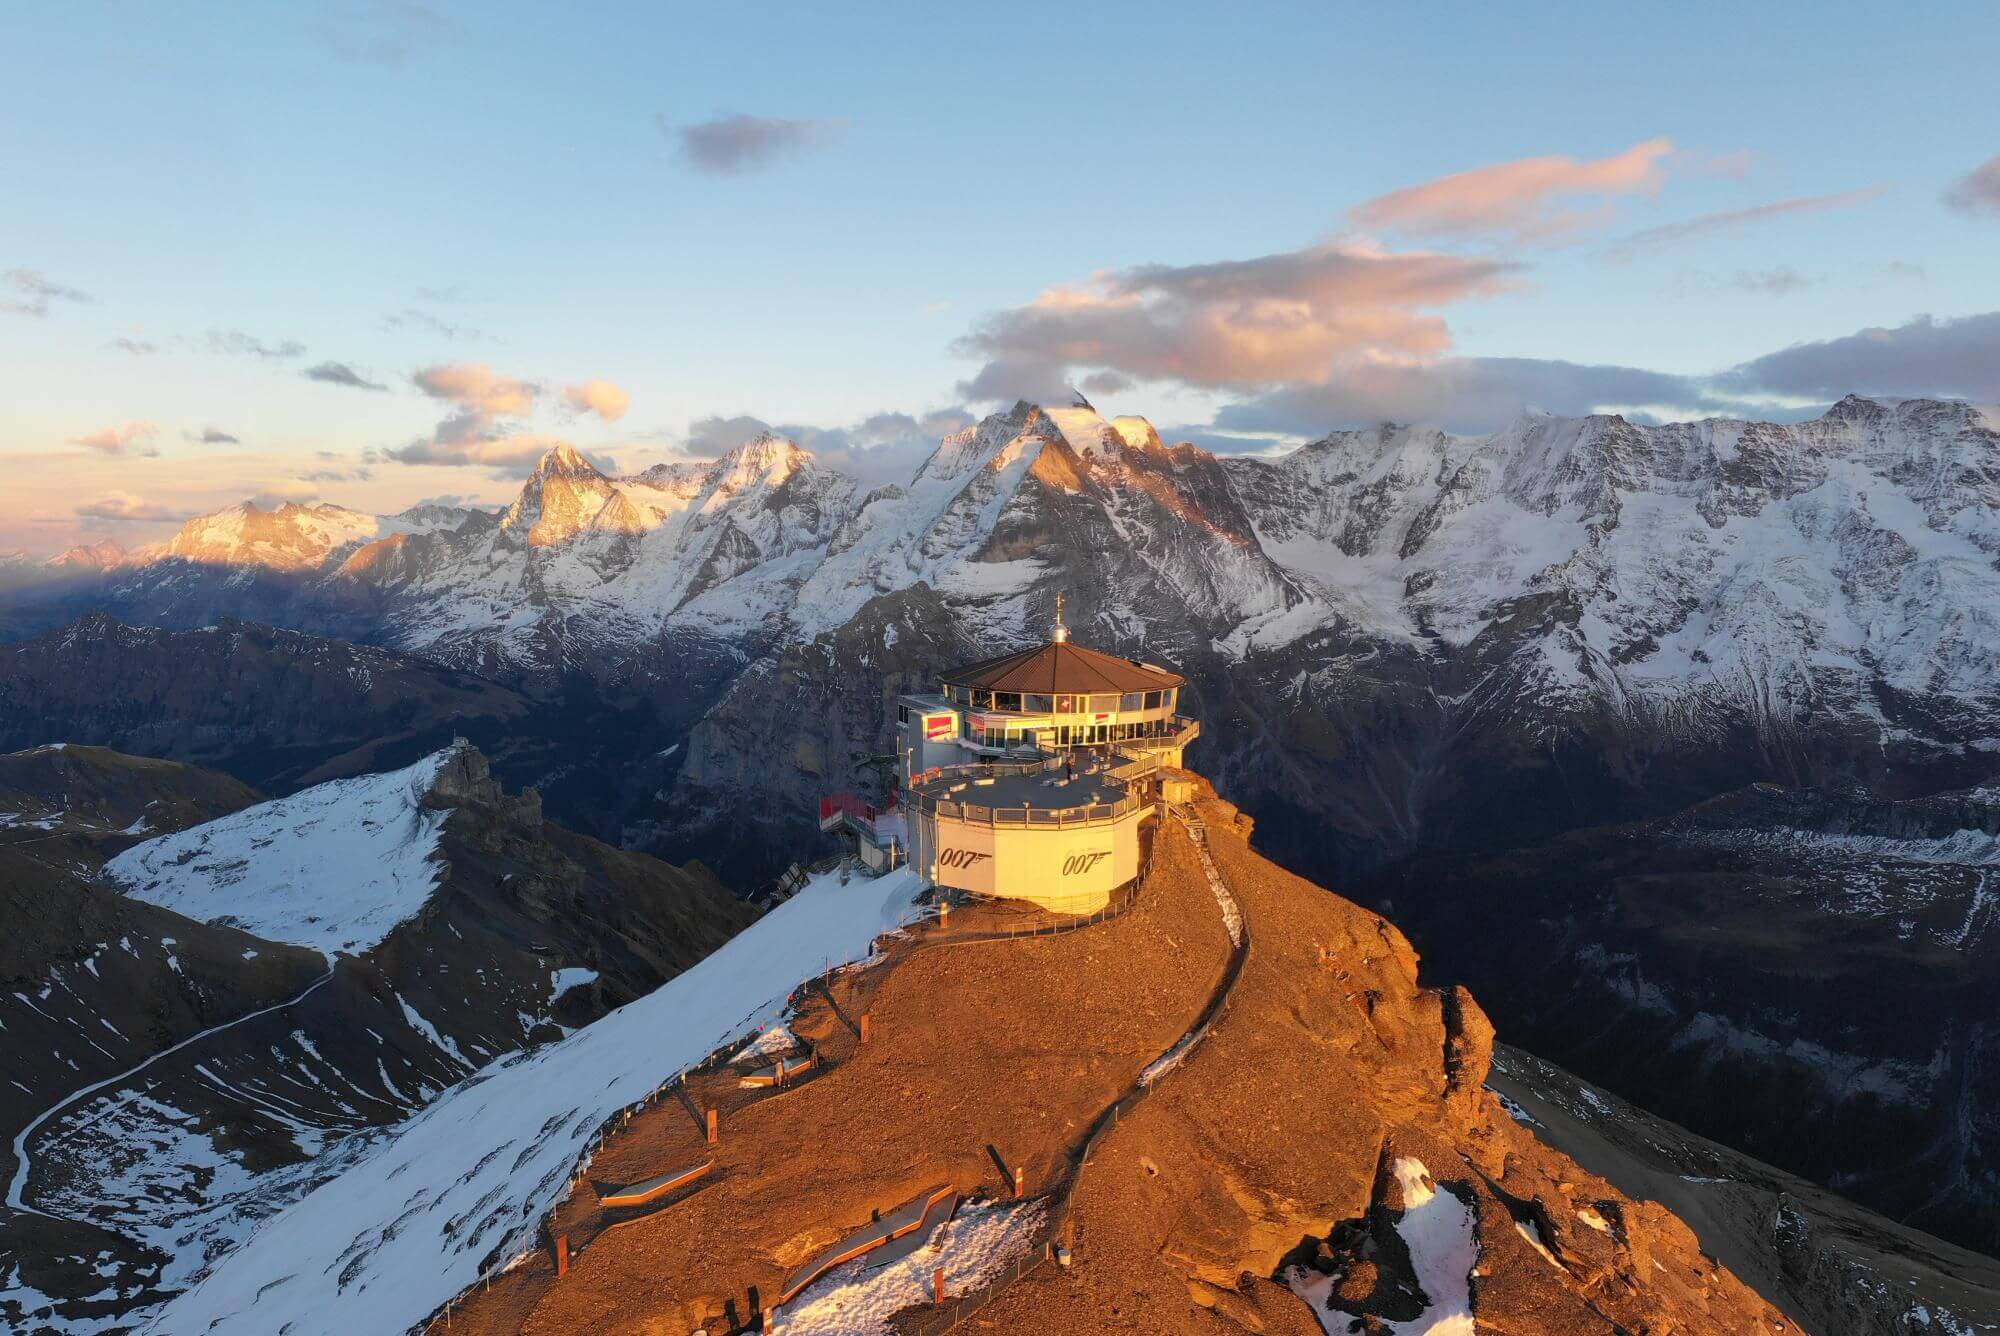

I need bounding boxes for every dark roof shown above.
[942,640,1184,694]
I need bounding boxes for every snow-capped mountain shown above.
[0,743,749,1333]
[11,392,1999,879]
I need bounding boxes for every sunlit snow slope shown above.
[104,750,454,956]
[147,865,924,1336]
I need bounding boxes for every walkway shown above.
[896,804,1251,1334]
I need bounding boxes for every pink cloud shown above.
[1943,154,2000,219]
[68,421,160,455]
[1349,138,1677,243]
[955,242,1514,399]
[562,378,630,422]
[75,490,192,523]
[1613,186,1888,250]
[412,362,539,416]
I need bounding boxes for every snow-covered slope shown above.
[105,749,456,956]
[146,865,924,1336]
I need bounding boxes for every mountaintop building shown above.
[819,597,1199,913]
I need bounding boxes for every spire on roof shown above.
[1052,592,1069,644]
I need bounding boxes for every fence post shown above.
[554,1233,569,1278]
[859,1012,872,1044]
[1013,1165,1025,1197]
[707,1107,719,1145]
[934,1266,946,1304]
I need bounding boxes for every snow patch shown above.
[146,866,926,1336]
[104,750,456,956]
[767,1198,1045,1336]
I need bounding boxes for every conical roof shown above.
[942,640,1183,695]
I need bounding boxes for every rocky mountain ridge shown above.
[0,743,752,1334]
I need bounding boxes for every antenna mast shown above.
[1052,592,1070,643]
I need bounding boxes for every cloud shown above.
[249,481,325,507]
[386,435,567,468]
[681,407,973,488]
[109,337,159,355]
[954,241,1515,401]
[75,491,192,523]
[3,268,91,317]
[313,0,457,64]
[413,362,538,416]
[1713,310,2000,402]
[1611,186,1886,250]
[1349,139,1677,244]
[303,361,387,391]
[68,421,161,455]
[667,112,841,174]
[562,378,630,422]
[1204,311,2000,438]
[1731,267,1811,295]
[386,363,547,467]
[384,307,479,340]
[206,329,306,359]
[1943,154,2000,219]
[186,427,241,445]
[1213,357,1736,437]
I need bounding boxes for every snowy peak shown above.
[502,443,624,547]
[165,501,382,571]
[531,440,604,481]
[48,538,129,571]
[1110,414,1165,453]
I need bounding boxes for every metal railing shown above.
[906,791,1144,827]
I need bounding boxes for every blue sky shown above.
[4,0,1997,549]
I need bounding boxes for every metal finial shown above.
[1052,592,1069,643]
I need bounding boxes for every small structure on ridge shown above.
[820,595,1199,913]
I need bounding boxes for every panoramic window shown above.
[1025,693,1053,713]
[995,691,1021,712]
[1054,694,1075,713]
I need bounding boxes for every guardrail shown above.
[906,791,1145,827]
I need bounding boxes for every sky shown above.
[4,0,1997,553]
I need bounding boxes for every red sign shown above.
[924,714,953,740]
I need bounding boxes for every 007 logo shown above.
[938,849,991,869]
[1062,851,1112,876]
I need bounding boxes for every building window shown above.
[1088,694,1116,713]
[971,689,992,709]
[1143,690,1161,710]
[1025,693,1053,714]
[897,704,909,725]
[995,691,1021,712]
[1120,692,1143,711]
[1163,688,1176,712]
[1054,694,1075,714]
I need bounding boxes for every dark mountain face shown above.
[1491,1043,2000,1336]
[1355,783,2000,1252]
[0,744,754,1331]
[0,615,705,849]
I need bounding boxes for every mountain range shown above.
[5,391,2000,1272]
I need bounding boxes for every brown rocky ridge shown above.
[445,774,1797,1335]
